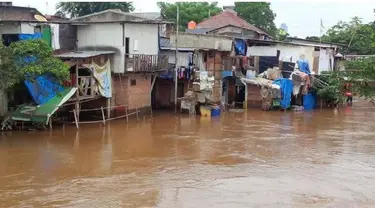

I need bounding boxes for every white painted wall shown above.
[318,48,334,74]
[20,23,35,34]
[247,44,315,70]
[77,23,124,73]
[160,50,191,67]
[77,23,160,73]
[0,23,21,36]
[124,23,159,55]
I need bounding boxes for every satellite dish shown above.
[34,14,47,22]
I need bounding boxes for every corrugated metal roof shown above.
[55,51,115,59]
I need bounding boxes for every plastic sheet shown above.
[24,74,64,105]
[273,78,293,109]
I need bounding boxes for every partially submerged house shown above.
[68,9,171,114]
[186,6,271,40]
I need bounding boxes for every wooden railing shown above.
[125,54,168,72]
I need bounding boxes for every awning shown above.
[11,87,77,124]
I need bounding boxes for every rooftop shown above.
[196,9,269,36]
[0,5,45,22]
[55,51,116,59]
[70,9,172,24]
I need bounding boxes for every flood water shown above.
[1,101,375,207]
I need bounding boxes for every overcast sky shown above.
[11,0,375,38]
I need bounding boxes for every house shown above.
[130,12,174,37]
[153,37,194,109]
[186,6,271,40]
[168,32,233,106]
[70,9,171,112]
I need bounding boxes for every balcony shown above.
[125,54,168,73]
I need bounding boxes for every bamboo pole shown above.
[174,4,179,114]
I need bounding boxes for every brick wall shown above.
[247,84,262,107]
[127,74,152,110]
[112,73,152,111]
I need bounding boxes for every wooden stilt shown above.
[125,106,129,123]
[101,107,106,125]
[73,109,79,129]
[136,106,140,122]
[49,118,52,130]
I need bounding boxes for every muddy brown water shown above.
[1,101,375,207]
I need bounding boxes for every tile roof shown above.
[0,6,44,21]
[196,10,268,36]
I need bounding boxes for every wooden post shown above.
[125,106,129,123]
[49,118,52,130]
[101,107,106,125]
[73,109,79,129]
[136,106,140,122]
[106,98,111,119]
[75,60,80,123]
[150,74,157,118]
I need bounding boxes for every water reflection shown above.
[1,102,375,207]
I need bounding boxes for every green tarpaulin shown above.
[11,87,77,124]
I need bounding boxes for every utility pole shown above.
[174,4,179,114]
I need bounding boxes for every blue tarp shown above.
[234,39,246,56]
[297,59,311,74]
[273,78,293,109]
[18,32,42,41]
[24,74,64,105]
[303,93,316,111]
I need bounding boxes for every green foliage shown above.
[314,71,345,105]
[157,2,222,31]
[234,2,277,37]
[0,39,70,90]
[322,17,375,55]
[56,2,134,18]
[0,42,20,90]
[345,58,375,101]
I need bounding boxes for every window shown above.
[130,79,136,86]
[125,37,130,58]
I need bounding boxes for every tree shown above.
[0,42,19,90]
[55,2,135,18]
[0,39,70,90]
[234,2,277,37]
[157,2,222,31]
[345,58,375,102]
[322,17,375,55]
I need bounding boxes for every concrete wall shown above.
[77,23,124,73]
[20,23,35,34]
[124,23,159,55]
[77,23,160,73]
[170,32,232,51]
[0,23,21,36]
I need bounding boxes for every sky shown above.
[11,0,375,38]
